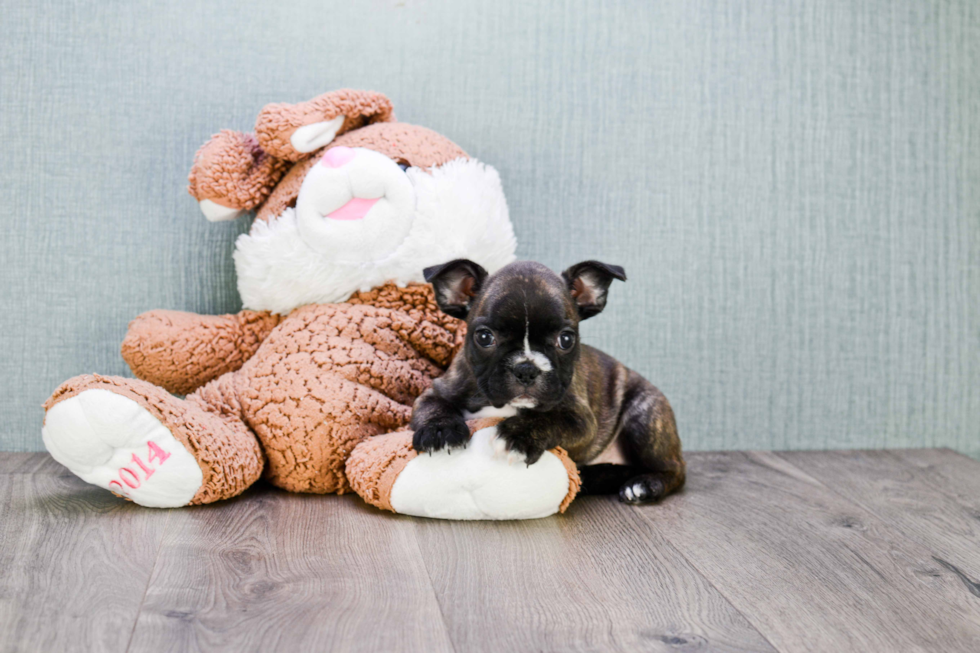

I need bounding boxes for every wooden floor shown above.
[2,450,980,652]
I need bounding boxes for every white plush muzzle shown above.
[296,147,416,263]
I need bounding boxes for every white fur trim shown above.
[234,157,516,314]
[42,390,204,508]
[389,426,570,520]
[290,115,345,153]
[200,199,244,222]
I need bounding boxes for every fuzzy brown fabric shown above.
[44,374,266,505]
[187,130,290,210]
[186,89,467,226]
[346,417,582,514]
[115,283,462,497]
[121,310,282,396]
[344,430,417,512]
[255,89,396,161]
[556,447,582,513]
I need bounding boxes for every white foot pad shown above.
[42,389,204,507]
[389,426,570,520]
[491,431,527,466]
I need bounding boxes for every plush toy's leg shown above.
[43,374,264,507]
[346,419,581,520]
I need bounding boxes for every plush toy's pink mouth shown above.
[326,197,380,221]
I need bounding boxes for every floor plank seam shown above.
[624,504,782,652]
[647,453,906,651]
[765,451,897,523]
[647,449,970,650]
[770,450,980,599]
[770,451,919,529]
[883,450,980,514]
[408,519,459,653]
[123,509,172,653]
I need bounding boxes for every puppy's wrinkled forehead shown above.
[472,262,576,329]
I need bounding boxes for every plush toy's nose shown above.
[320,146,356,168]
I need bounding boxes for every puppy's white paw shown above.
[622,484,638,502]
[43,389,204,507]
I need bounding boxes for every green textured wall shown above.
[2,0,978,456]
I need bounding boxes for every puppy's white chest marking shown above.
[462,395,539,419]
[463,405,519,419]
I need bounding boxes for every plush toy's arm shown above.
[255,89,396,161]
[187,130,291,222]
[121,309,281,395]
[347,283,467,369]
[346,418,582,520]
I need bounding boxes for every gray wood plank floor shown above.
[1,449,979,652]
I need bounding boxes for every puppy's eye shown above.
[474,328,496,348]
[557,331,576,350]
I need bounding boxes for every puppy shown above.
[410,259,685,504]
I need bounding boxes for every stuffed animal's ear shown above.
[187,131,289,221]
[256,89,396,161]
[561,261,627,320]
[423,259,489,320]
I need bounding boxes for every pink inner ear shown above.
[571,277,596,304]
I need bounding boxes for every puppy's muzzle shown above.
[512,361,541,387]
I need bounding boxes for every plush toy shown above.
[42,89,580,519]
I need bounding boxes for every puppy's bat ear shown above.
[561,261,627,320]
[423,259,489,320]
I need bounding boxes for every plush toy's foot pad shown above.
[43,382,205,507]
[347,420,581,520]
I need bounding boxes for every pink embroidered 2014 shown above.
[108,441,171,494]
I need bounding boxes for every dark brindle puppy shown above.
[410,259,685,504]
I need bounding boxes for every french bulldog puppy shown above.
[410,259,685,505]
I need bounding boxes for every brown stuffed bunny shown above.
[42,90,580,518]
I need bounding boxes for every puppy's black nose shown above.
[512,361,541,386]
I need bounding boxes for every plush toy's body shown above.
[42,90,580,518]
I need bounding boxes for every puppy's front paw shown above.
[412,416,470,454]
[495,420,546,466]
